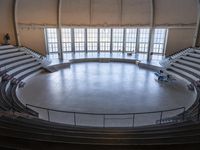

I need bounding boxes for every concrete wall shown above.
[19,28,46,55]
[154,0,197,25]
[62,0,90,25]
[0,0,16,45]
[18,0,57,25]
[0,0,198,56]
[122,0,151,25]
[166,28,195,56]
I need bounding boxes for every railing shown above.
[166,47,191,58]
[21,46,46,57]
[26,104,185,127]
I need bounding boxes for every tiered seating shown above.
[161,48,200,124]
[0,45,200,149]
[165,48,200,83]
[0,45,14,50]
[0,115,200,149]
[0,45,44,114]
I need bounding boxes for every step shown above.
[187,53,200,59]
[7,62,41,75]
[2,58,37,71]
[177,59,200,70]
[0,55,32,66]
[172,63,200,77]
[165,70,191,85]
[181,56,200,65]
[19,68,43,82]
[0,45,14,50]
[194,49,200,54]
[14,65,42,79]
[0,48,19,55]
[0,52,26,60]
[168,66,199,81]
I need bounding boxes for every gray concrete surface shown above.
[17,62,196,127]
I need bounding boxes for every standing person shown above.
[3,33,10,45]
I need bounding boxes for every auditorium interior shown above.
[0,0,200,149]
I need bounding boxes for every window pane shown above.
[125,29,137,52]
[139,28,150,53]
[87,28,98,51]
[112,29,123,51]
[74,28,85,51]
[153,29,167,54]
[61,28,72,52]
[100,28,111,51]
[46,28,58,53]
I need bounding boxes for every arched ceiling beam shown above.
[147,0,155,62]
[193,0,200,47]
[57,0,63,59]
[13,0,20,46]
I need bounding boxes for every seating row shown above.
[0,45,200,149]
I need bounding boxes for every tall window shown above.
[46,28,58,53]
[100,28,111,51]
[125,29,137,52]
[74,28,85,51]
[87,29,98,51]
[153,29,167,54]
[45,27,168,55]
[112,29,124,51]
[139,29,150,53]
[61,28,72,52]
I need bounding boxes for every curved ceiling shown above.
[16,0,198,26]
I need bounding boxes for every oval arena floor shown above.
[17,61,196,126]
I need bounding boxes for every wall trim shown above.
[18,23,197,29]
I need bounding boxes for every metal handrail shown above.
[26,104,185,127]
[21,46,46,57]
[166,47,191,58]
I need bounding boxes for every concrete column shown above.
[193,0,200,47]
[57,0,63,60]
[97,28,100,53]
[13,0,21,46]
[110,29,113,53]
[135,29,140,53]
[147,0,155,62]
[85,28,88,53]
[123,28,126,53]
[71,28,75,53]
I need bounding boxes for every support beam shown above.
[147,0,155,62]
[85,28,88,53]
[71,28,75,53]
[193,0,200,47]
[110,29,113,53]
[90,0,92,24]
[97,28,100,53]
[120,0,123,25]
[13,0,20,46]
[135,29,140,53]
[123,28,126,53]
[57,0,63,60]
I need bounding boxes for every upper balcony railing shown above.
[26,104,186,128]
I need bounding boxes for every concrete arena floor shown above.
[17,62,196,126]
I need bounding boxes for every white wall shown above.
[0,0,198,55]
[0,0,16,45]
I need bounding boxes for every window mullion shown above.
[110,29,113,53]
[136,28,140,53]
[97,28,100,53]
[123,28,126,53]
[71,28,75,53]
[85,28,87,53]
